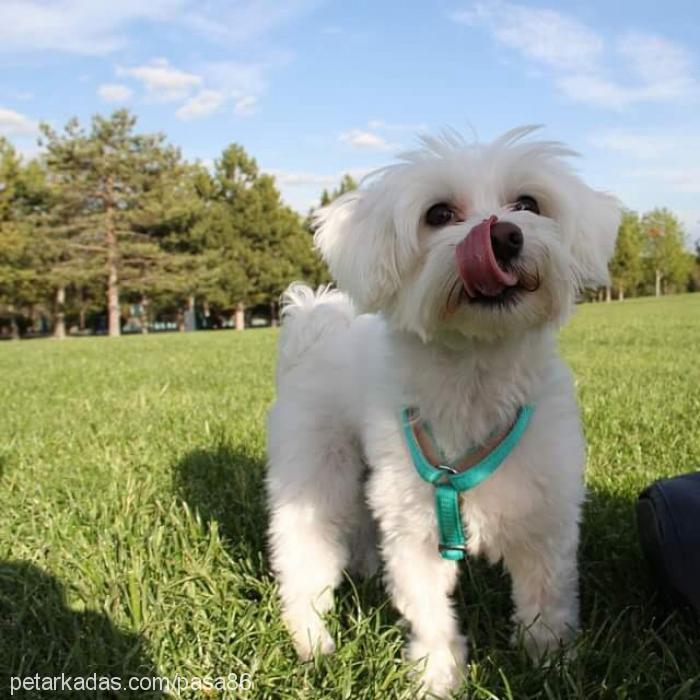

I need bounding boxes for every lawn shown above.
[1,294,699,699]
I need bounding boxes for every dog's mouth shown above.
[467,285,522,307]
[451,216,540,311]
[444,266,540,316]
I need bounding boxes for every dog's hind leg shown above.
[267,414,364,660]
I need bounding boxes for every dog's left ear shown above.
[571,190,622,288]
[314,189,402,312]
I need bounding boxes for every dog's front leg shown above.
[382,530,466,697]
[503,520,580,661]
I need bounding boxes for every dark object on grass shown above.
[637,471,700,615]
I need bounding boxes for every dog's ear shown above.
[571,190,622,288]
[314,190,400,312]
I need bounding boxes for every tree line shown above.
[606,208,699,301]
[0,110,698,338]
[0,110,339,339]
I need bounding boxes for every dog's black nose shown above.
[490,222,523,264]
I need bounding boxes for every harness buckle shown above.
[438,543,468,555]
[436,464,458,475]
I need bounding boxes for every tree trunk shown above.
[655,269,662,297]
[235,302,245,331]
[106,175,120,337]
[141,295,149,334]
[605,285,611,302]
[78,288,87,332]
[8,305,19,340]
[618,285,624,301]
[270,301,278,327]
[54,285,66,339]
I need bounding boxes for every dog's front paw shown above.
[512,618,576,664]
[284,609,336,662]
[407,635,467,698]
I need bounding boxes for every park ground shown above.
[1,294,699,699]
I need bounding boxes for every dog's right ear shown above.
[314,190,401,312]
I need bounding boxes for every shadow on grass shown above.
[0,560,164,698]
[435,485,700,698]
[172,444,268,561]
[172,446,699,696]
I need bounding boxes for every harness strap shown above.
[401,404,535,560]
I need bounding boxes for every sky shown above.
[1,0,699,242]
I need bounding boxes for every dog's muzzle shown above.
[455,216,523,298]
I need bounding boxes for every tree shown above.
[609,210,644,300]
[0,139,51,337]
[40,110,183,337]
[318,173,358,207]
[641,208,692,297]
[204,144,320,328]
[302,173,359,287]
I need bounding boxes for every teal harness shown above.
[401,405,535,561]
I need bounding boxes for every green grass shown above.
[1,294,699,699]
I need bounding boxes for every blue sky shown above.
[1,0,699,242]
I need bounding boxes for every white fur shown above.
[266,126,620,697]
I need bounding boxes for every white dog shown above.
[266,126,620,697]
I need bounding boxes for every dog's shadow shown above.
[172,444,269,562]
[0,560,164,698]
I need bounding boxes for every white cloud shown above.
[451,2,698,109]
[0,0,180,55]
[118,58,202,101]
[176,90,225,120]
[0,107,39,136]
[338,129,396,151]
[588,130,675,160]
[203,60,268,96]
[181,0,322,44]
[367,119,427,132]
[451,2,603,73]
[97,83,133,103]
[269,167,371,188]
[0,1,321,54]
[268,170,339,187]
[558,33,697,109]
[234,95,258,117]
[267,166,374,214]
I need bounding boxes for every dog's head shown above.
[314,126,620,342]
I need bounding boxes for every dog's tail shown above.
[276,283,355,377]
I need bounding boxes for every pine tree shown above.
[40,110,183,337]
[205,144,320,328]
[0,140,51,338]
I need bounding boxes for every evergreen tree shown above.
[302,173,359,286]
[0,140,50,337]
[40,110,182,337]
[206,144,320,328]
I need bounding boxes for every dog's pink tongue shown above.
[456,216,518,297]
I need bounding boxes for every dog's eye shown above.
[512,195,540,215]
[425,203,456,227]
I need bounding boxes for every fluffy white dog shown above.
[266,126,620,697]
